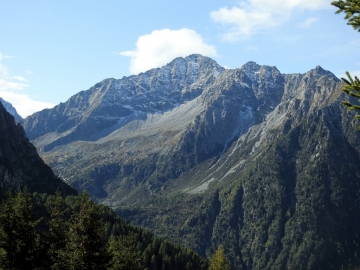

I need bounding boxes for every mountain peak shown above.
[186,53,203,61]
[241,61,260,71]
[314,65,326,75]
[309,65,338,80]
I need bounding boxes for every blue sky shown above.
[1,0,360,117]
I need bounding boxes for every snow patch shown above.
[242,82,250,88]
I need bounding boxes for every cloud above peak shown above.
[120,28,217,74]
[211,0,332,40]
[0,56,54,117]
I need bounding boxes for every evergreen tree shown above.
[0,189,41,269]
[107,234,145,270]
[46,191,69,270]
[61,190,110,270]
[332,0,360,128]
[332,0,360,31]
[208,248,231,270]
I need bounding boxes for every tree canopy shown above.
[332,0,360,31]
[0,189,209,270]
[208,248,231,270]
[332,0,360,128]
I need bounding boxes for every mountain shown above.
[0,101,75,196]
[23,55,360,269]
[0,98,208,270]
[0,97,22,121]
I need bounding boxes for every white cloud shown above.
[211,0,332,40]
[13,76,28,82]
[0,64,28,91]
[0,91,55,118]
[0,58,55,117]
[297,17,319,28]
[246,45,259,50]
[120,28,217,74]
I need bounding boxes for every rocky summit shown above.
[23,55,360,269]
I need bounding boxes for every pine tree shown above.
[340,72,360,126]
[332,0,360,128]
[107,234,145,270]
[0,189,41,269]
[46,191,69,270]
[208,248,231,270]
[61,190,110,270]
[332,0,360,31]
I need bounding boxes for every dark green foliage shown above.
[0,190,41,269]
[332,0,360,128]
[208,248,231,270]
[107,235,144,270]
[45,191,68,269]
[339,72,360,128]
[0,189,208,270]
[332,0,360,31]
[60,191,110,270]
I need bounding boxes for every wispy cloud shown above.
[297,17,319,28]
[0,64,28,91]
[120,28,217,74]
[0,52,15,61]
[0,55,55,117]
[211,0,331,40]
[246,46,259,50]
[0,92,55,118]
[13,76,28,83]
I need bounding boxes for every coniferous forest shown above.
[0,189,209,270]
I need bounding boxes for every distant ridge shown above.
[0,97,22,121]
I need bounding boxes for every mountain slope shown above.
[0,101,75,196]
[23,55,360,269]
[118,64,360,269]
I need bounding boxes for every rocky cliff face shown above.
[23,55,360,269]
[0,102,75,196]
